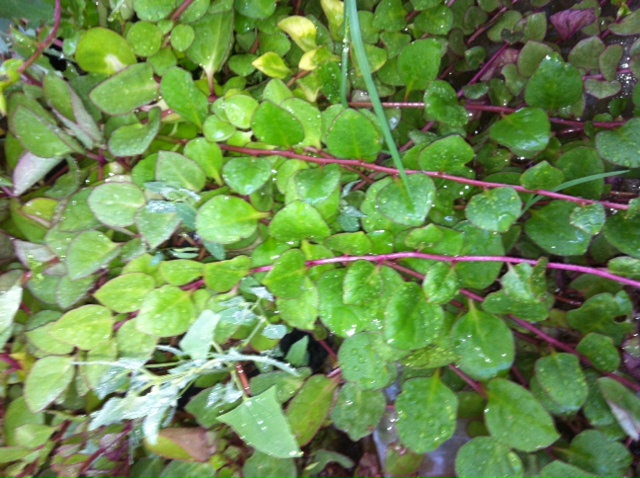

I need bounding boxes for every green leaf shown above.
[451,307,514,380]
[423,80,468,126]
[384,282,444,350]
[293,164,341,206]
[217,387,302,458]
[89,63,158,115]
[566,292,634,345]
[10,107,79,158]
[222,157,272,195]
[343,260,380,305]
[318,270,372,337]
[604,213,640,259]
[203,255,251,293]
[555,147,605,200]
[197,196,264,244]
[66,231,121,280]
[133,0,178,21]
[51,304,113,350]
[252,101,304,147]
[184,138,224,184]
[338,332,397,390]
[485,378,560,452]
[170,24,195,52]
[235,0,276,19]
[278,16,318,52]
[325,109,382,162]
[88,182,146,228]
[109,107,161,157]
[397,39,443,93]
[160,67,209,128]
[179,310,217,360]
[455,222,505,289]
[135,285,196,337]
[0,271,22,335]
[263,249,306,299]
[596,118,640,168]
[422,262,459,305]
[540,461,596,478]
[417,135,475,172]
[525,53,583,110]
[609,9,640,35]
[156,151,206,192]
[159,260,203,285]
[75,28,137,75]
[253,52,292,79]
[243,452,296,478]
[269,201,331,243]
[598,377,640,441]
[570,204,605,236]
[525,201,592,256]
[396,376,458,453]
[186,11,234,80]
[136,208,181,249]
[562,430,631,476]
[126,22,162,57]
[377,175,435,226]
[535,353,587,412]
[286,375,337,446]
[465,187,522,233]
[455,437,524,478]
[489,107,550,156]
[277,278,319,330]
[24,356,74,413]
[331,383,386,441]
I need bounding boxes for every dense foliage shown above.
[2,0,640,476]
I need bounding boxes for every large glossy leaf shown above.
[135,285,196,337]
[465,187,522,233]
[397,39,443,93]
[263,249,306,299]
[186,11,234,80]
[66,231,121,280]
[10,107,79,158]
[396,376,458,453]
[451,308,514,380]
[525,201,592,256]
[326,109,382,162]
[455,437,524,477]
[88,182,146,228]
[525,53,583,110]
[161,67,208,128]
[269,201,331,243]
[376,175,435,227]
[534,353,588,412]
[89,63,158,115]
[24,356,74,413]
[217,387,302,458]
[51,305,113,350]
[485,378,560,452]
[338,332,397,390]
[489,107,550,156]
[286,375,337,446]
[196,196,265,244]
[561,430,631,476]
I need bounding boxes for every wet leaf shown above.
[75,28,137,74]
[88,182,146,228]
[24,356,74,413]
[286,375,337,446]
[331,383,385,441]
[525,201,592,256]
[135,285,196,337]
[326,109,382,162]
[196,196,264,244]
[398,39,443,93]
[562,430,631,476]
[252,101,304,147]
[466,187,521,233]
[598,377,640,440]
[489,107,550,155]
[596,118,640,168]
[66,231,121,280]
[456,437,524,477]
[338,332,397,390]
[222,157,272,195]
[534,353,588,412]
[51,305,113,350]
[161,67,209,128]
[376,175,435,227]
[89,63,158,115]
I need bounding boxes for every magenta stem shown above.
[449,364,486,397]
[172,0,195,21]
[220,145,630,211]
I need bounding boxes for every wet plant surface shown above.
[2,0,640,476]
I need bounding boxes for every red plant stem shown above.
[252,252,640,290]
[17,0,62,75]
[171,0,195,21]
[220,145,630,211]
[318,339,339,361]
[236,363,252,395]
[449,364,486,398]
[0,353,22,372]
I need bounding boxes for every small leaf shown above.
[376,175,436,227]
[451,308,514,380]
[596,118,640,168]
[25,356,74,413]
[186,11,234,80]
[609,9,640,35]
[161,67,209,128]
[331,383,386,441]
[269,201,331,243]
[286,375,337,446]
[66,231,121,280]
[235,0,276,19]
[10,107,79,158]
[278,16,317,52]
[550,9,596,40]
[417,135,475,172]
[385,282,444,350]
[75,27,137,74]
[396,376,458,453]
[136,208,181,249]
[570,204,605,235]
[525,201,592,256]
[604,213,640,259]
[277,278,318,330]
[253,52,292,79]
[135,285,196,337]
[217,388,302,458]
[397,39,443,93]
[520,161,564,190]
[326,109,381,162]
[598,377,640,441]
[466,187,522,233]
[338,332,397,390]
[88,182,146,228]
[156,151,206,192]
[263,249,306,299]
[485,378,560,452]
[12,153,63,196]
[455,437,524,478]
[159,260,203,286]
[489,107,550,155]
[109,107,161,157]
[180,310,217,360]
[243,451,296,478]
[89,63,158,115]
[423,80,468,126]
[197,196,265,244]
[252,101,304,147]
[51,304,113,350]
[563,430,632,476]
[540,461,596,478]
[222,157,272,195]
[343,261,381,305]
[293,165,341,206]
[203,256,251,293]
[126,21,162,57]
[535,353,588,412]
[422,262,459,304]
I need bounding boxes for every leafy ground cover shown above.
[1,0,640,476]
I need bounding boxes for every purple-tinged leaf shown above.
[13,152,63,196]
[550,9,596,41]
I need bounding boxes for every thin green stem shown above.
[340,11,350,109]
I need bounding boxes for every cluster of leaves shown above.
[2,0,640,476]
